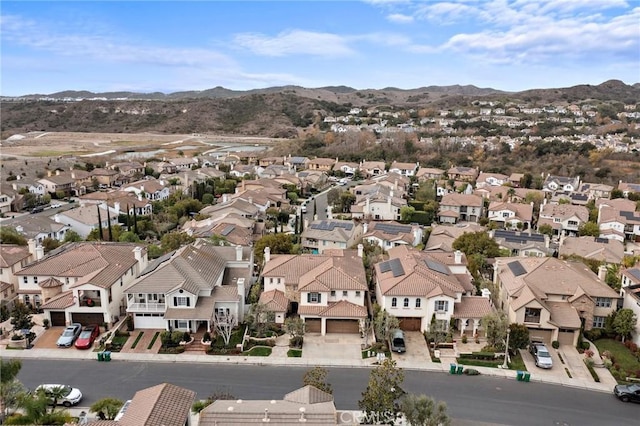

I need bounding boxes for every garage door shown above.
[326,319,359,334]
[71,312,105,326]
[558,329,576,346]
[49,311,66,327]
[400,317,422,331]
[305,318,321,333]
[134,313,165,329]
[529,328,553,344]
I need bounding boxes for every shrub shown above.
[290,336,303,348]
[126,315,134,331]
[43,318,50,329]
[584,328,604,341]
[461,335,468,344]
[10,333,22,341]
[463,368,481,375]
[182,331,191,343]
[459,352,498,361]
[202,331,211,342]
[581,341,590,350]
[551,340,559,349]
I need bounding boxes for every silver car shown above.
[56,323,82,347]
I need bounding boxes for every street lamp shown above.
[501,328,511,369]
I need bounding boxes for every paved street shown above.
[15,359,637,426]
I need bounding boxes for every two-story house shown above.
[374,246,491,335]
[537,202,589,237]
[362,221,423,251]
[447,166,478,182]
[487,201,534,230]
[475,172,509,188]
[301,219,363,254]
[438,193,484,224]
[350,189,406,221]
[38,171,76,197]
[559,236,624,265]
[542,174,580,193]
[620,268,640,345]
[388,161,419,177]
[334,161,359,176]
[617,181,640,198]
[53,203,120,239]
[121,179,170,201]
[261,247,367,335]
[490,229,552,257]
[306,157,337,172]
[18,242,148,327]
[0,242,36,307]
[597,198,640,242]
[415,167,445,182]
[124,241,252,332]
[359,161,386,177]
[493,257,619,345]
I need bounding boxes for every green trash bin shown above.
[103,351,111,362]
[516,371,524,381]
[449,363,457,374]
[523,372,530,382]
[97,352,104,362]
[456,365,464,375]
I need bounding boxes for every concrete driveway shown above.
[303,333,363,361]
[520,345,589,381]
[393,331,431,366]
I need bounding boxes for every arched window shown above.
[403,298,409,307]
[391,297,397,307]
[415,298,421,308]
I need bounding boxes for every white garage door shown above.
[134,313,165,329]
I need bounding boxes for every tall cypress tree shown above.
[126,204,131,231]
[106,205,113,241]
[96,205,104,241]
[133,206,139,235]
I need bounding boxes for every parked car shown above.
[34,384,83,407]
[30,206,44,214]
[614,384,640,403]
[300,203,307,213]
[56,323,82,347]
[529,342,553,369]
[389,329,406,353]
[74,324,100,349]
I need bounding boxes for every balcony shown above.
[127,302,166,312]
[79,297,102,308]
[524,315,541,324]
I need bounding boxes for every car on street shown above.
[530,342,553,369]
[56,323,82,347]
[613,383,640,403]
[30,206,44,214]
[74,324,100,349]
[35,384,83,407]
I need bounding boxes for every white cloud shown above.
[233,30,354,57]
[387,13,414,23]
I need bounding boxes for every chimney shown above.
[248,197,253,205]
[114,202,120,215]
[357,243,364,258]
[35,244,44,261]
[481,288,491,299]
[56,170,60,176]
[28,239,37,257]
[237,278,246,318]
[235,245,243,261]
[598,265,607,281]
[454,250,463,264]
[264,246,271,263]
[133,246,144,264]
[362,222,368,234]
[71,171,76,179]
[47,170,53,177]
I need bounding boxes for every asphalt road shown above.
[16,360,636,425]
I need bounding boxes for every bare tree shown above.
[214,313,236,347]
[360,318,374,347]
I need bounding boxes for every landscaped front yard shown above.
[593,338,640,383]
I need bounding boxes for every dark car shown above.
[614,384,640,403]
[74,325,100,349]
[389,329,406,353]
[30,206,44,214]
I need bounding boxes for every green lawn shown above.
[244,346,272,356]
[287,349,302,357]
[131,331,144,349]
[593,339,640,382]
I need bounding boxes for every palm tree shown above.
[39,385,67,413]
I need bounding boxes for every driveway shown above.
[32,327,67,349]
[303,333,363,361]
[393,331,431,366]
[520,345,590,381]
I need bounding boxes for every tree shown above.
[400,393,451,426]
[247,302,268,337]
[578,221,600,237]
[400,206,416,222]
[1,359,24,417]
[213,312,235,347]
[358,359,405,425]
[160,231,195,252]
[38,385,69,413]
[63,230,82,243]
[507,323,530,354]
[192,387,236,414]
[481,312,508,350]
[118,231,141,243]
[374,308,400,345]
[612,308,637,342]
[253,233,294,264]
[452,231,500,258]
[41,237,60,253]
[538,224,554,236]
[10,302,34,331]
[0,227,28,245]
[90,397,124,420]
[284,317,305,347]
[303,366,333,395]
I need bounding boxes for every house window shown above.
[434,300,448,312]
[403,298,409,307]
[391,297,397,307]
[355,291,361,297]
[24,295,30,305]
[175,296,189,307]
[331,290,336,297]
[23,277,28,284]
[502,212,509,218]
[33,276,38,284]
[416,298,421,308]
[342,291,348,297]
[595,297,611,308]
[177,320,189,329]
[554,218,561,223]
[277,278,281,284]
[524,307,541,323]
[568,220,578,227]
[593,316,606,328]
[308,293,321,304]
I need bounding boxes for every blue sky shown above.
[2,0,639,95]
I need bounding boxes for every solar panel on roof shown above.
[628,269,640,281]
[220,225,235,236]
[379,260,392,273]
[389,258,405,277]
[594,237,609,244]
[425,259,450,275]
[376,223,411,235]
[508,261,527,277]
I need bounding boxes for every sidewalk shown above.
[0,345,615,394]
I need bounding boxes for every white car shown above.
[35,384,83,407]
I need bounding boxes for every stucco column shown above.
[460,319,467,336]
[321,318,326,336]
[473,319,481,336]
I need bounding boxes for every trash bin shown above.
[523,372,530,382]
[450,363,457,374]
[456,365,464,375]
[103,351,111,362]
[97,352,104,362]
[516,371,524,381]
